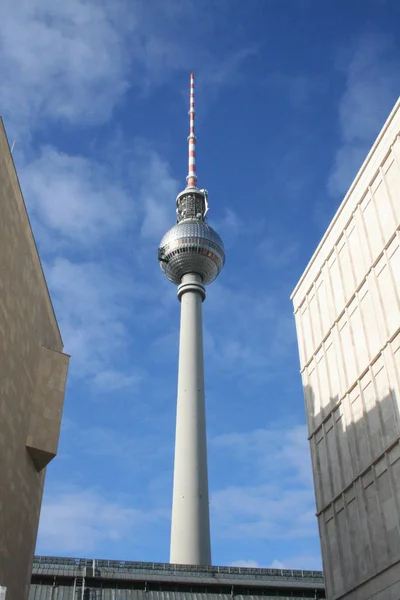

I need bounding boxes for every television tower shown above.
[158,73,225,566]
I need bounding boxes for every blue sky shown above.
[2,0,400,570]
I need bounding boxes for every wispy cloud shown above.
[211,424,317,543]
[92,369,145,393]
[64,422,171,473]
[231,555,322,570]
[1,0,256,139]
[1,0,134,134]
[212,424,313,484]
[212,484,315,540]
[230,559,260,568]
[37,486,165,555]
[328,33,400,198]
[270,554,322,570]
[258,236,299,270]
[21,147,133,244]
[43,257,142,387]
[265,72,327,108]
[203,281,296,383]
[137,146,180,241]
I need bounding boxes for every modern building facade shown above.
[0,120,69,600]
[291,98,400,599]
[158,74,225,565]
[30,555,326,599]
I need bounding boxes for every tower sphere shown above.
[158,218,225,285]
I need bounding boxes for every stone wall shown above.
[0,120,69,600]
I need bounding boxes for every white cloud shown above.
[270,559,284,569]
[44,258,133,378]
[1,0,256,139]
[270,554,322,570]
[69,424,168,465]
[212,208,242,249]
[37,487,163,554]
[258,236,299,269]
[230,559,260,568]
[0,0,134,133]
[150,275,296,383]
[203,282,296,382]
[211,485,316,540]
[231,555,323,571]
[21,146,133,243]
[265,72,327,108]
[16,140,180,386]
[211,424,317,542]
[328,33,400,198]
[212,424,312,484]
[137,147,180,241]
[92,369,145,393]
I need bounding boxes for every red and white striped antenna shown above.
[186,72,197,189]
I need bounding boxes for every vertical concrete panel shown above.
[348,299,368,375]
[310,436,323,510]
[357,377,373,473]
[359,282,381,361]
[387,237,400,302]
[385,147,400,223]
[325,421,340,497]
[328,253,344,316]
[373,177,395,242]
[363,370,383,459]
[374,361,397,448]
[309,290,322,348]
[327,516,342,596]
[346,493,361,580]
[361,193,383,262]
[347,219,366,288]
[376,467,400,561]
[300,302,313,363]
[337,235,354,303]
[316,349,329,417]
[302,371,316,435]
[294,310,306,368]
[339,399,354,488]
[316,432,329,508]
[316,274,331,339]
[307,362,320,424]
[375,257,399,337]
[336,505,351,591]
[338,317,356,388]
[325,334,340,403]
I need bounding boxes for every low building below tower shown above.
[30,556,325,599]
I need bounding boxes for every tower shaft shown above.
[170,273,211,566]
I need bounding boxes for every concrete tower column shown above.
[170,272,211,566]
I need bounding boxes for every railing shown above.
[32,556,324,583]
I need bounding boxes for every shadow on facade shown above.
[304,381,400,599]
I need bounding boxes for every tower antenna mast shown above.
[187,72,197,189]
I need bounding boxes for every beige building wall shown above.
[291,98,400,600]
[0,120,69,600]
